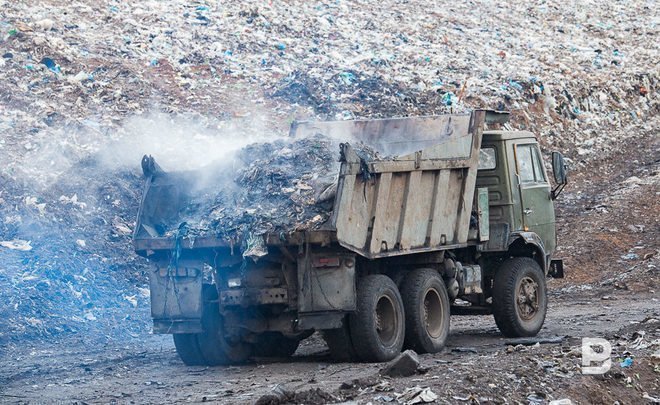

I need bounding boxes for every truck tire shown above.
[401,268,450,353]
[492,257,547,338]
[349,275,405,362]
[173,333,205,366]
[196,286,252,366]
[253,332,300,358]
[322,319,360,362]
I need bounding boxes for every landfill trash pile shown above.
[162,135,341,246]
[0,0,657,350]
[0,157,152,348]
[1,0,657,172]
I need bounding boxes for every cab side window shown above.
[517,144,546,183]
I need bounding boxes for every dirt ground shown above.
[1,289,658,404]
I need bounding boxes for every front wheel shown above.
[492,257,547,337]
[349,275,405,362]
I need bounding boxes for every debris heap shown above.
[162,135,341,245]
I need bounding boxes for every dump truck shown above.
[133,110,567,365]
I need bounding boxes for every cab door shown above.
[513,143,556,255]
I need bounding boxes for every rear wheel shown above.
[196,287,252,365]
[492,257,547,337]
[322,319,360,362]
[253,332,300,358]
[349,275,405,362]
[173,285,252,366]
[172,333,205,366]
[401,268,450,353]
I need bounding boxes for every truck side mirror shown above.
[551,152,567,199]
[551,152,567,185]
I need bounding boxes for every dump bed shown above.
[134,110,489,259]
[293,110,487,258]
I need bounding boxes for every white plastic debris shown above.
[59,194,87,209]
[123,295,138,308]
[0,239,33,251]
[397,386,438,405]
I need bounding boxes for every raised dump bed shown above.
[134,110,488,258]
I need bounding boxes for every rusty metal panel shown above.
[220,288,288,306]
[477,187,490,241]
[291,114,474,158]
[331,111,486,258]
[368,172,393,254]
[298,252,356,313]
[149,261,203,333]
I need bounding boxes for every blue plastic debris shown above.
[621,253,639,260]
[619,357,633,368]
[40,57,61,73]
[442,92,455,106]
[339,71,356,84]
[508,80,524,91]
[150,59,159,66]
[275,43,286,51]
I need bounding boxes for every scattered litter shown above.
[452,347,479,353]
[255,384,339,405]
[59,194,87,209]
[123,295,138,308]
[0,239,32,251]
[40,57,61,74]
[619,357,633,368]
[549,399,573,405]
[505,336,564,346]
[621,253,640,260]
[396,386,438,405]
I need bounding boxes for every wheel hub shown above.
[516,276,539,320]
[422,288,444,338]
[375,295,397,346]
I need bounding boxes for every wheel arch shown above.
[507,232,547,273]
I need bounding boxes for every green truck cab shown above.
[478,131,565,276]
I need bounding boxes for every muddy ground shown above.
[1,290,658,404]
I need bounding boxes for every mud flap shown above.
[297,252,356,314]
[548,259,564,278]
[149,261,203,333]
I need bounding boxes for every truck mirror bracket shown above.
[551,151,567,200]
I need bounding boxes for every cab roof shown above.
[483,130,538,141]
